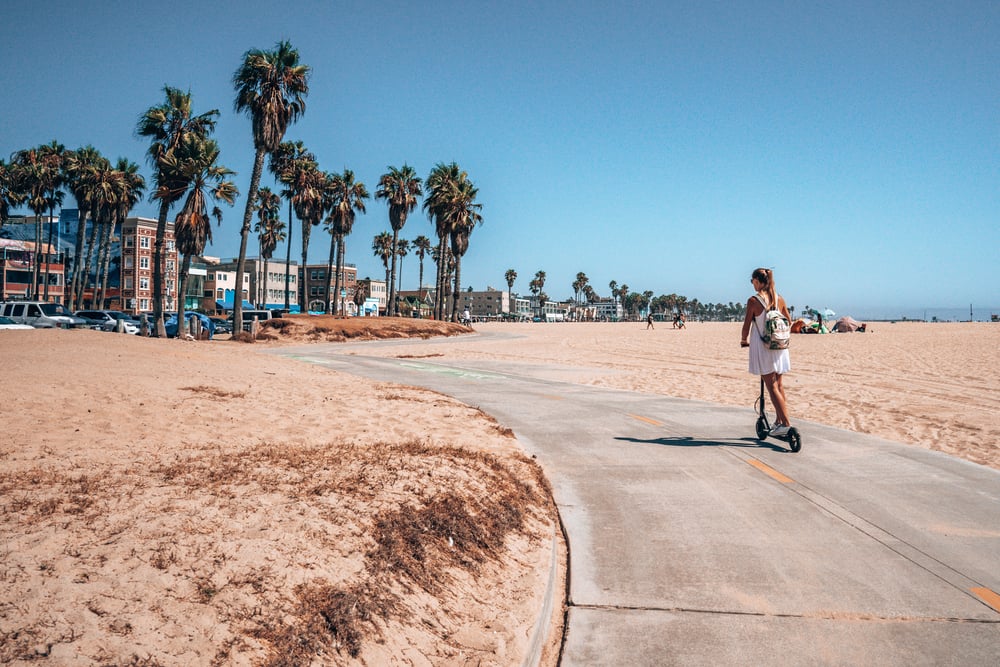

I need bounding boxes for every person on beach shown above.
[646,313,654,329]
[740,268,792,435]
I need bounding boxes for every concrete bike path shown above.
[269,334,1000,666]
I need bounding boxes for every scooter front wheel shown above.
[788,428,802,453]
[755,417,769,441]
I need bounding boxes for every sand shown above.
[1,318,996,664]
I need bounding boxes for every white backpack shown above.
[755,295,791,350]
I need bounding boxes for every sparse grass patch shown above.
[180,385,246,399]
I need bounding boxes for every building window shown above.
[124,236,134,248]
[124,277,133,290]
[139,236,150,249]
[124,257,133,269]
[140,298,149,310]
[140,277,149,291]
[167,241,175,252]
[139,257,149,269]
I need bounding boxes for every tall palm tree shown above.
[232,40,309,332]
[95,159,144,309]
[254,186,283,309]
[413,234,432,296]
[373,231,393,292]
[505,269,517,317]
[446,179,483,321]
[294,166,328,313]
[63,146,109,310]
[137,86,220,336]
[38,141,67,301]
[173,136,237,337]
[325,169,368,315]
[375,165,422,316]
[424,162,474,320]
[269,140,316,310]
[10,146,60,299]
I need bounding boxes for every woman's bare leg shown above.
[763,372,790,426]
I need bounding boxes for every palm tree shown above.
[294,166,328,313]
[232,39,309,332]
[37,141,67,301]
[424,162,480,320]
[172,136,237,337]
[137,86,220,336]
[325,170,368,315]
[98,159,145,309]
[269,140,316,310]
[505,269,517,317]
[10,145,61,299]
[254,186,283,309]
[446,179,483,322]
[63,146,109,310]
[373,231,393,292]
[375,165,422,316]
[413,234,432,296]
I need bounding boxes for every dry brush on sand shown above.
[0,329,560,665]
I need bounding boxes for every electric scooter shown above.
[754,377,802,452]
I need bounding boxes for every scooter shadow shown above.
[614,435,789,453]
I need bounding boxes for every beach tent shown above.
[833,316,862,333]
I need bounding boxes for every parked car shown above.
[0,315,34,330]
[209,317,233,334]
[0,301,88,328]
[74,309,140,334]
[228,309,272,332]
[164,312,216,338]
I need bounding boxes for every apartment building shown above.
[301,263,358,313]
[119,217,178,314]
[456,287,510,319]
[0,238,66,303]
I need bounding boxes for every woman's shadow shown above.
[614,435,790,453]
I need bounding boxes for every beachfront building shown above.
[300,263,358,313]
[120,217,177,314]
[356,278,387,315]
[0,238,66,303]
[211,257,297,311]
[590,298,624,321]
[456,286,510,320]
[396,289,435,318]
[203,259,251,314]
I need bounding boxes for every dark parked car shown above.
[210,317,232,334]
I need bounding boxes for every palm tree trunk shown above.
[233,148,266,335]
[388,229,399,316]
[301,221,311,313]
[176,253,191,338]
[451,256,462,323]
[325,231,336,314]
[32,215,42,299]
[262,257,269,310]
[284,199,293,310]
[153,198,171,337]
[335,237,346,316]
[44,206,55,301]
[94,222,108,308]
[78,215,99,308]
[68,209,89,311]
[434,238,446,319]
[98,219,115,308]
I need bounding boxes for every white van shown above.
[0,301,88,329]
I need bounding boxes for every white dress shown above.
[748,295,791,376]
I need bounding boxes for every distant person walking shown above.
[740,268,792,435]
[646,313,654,329]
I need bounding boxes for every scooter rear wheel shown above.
[755,417,769,441]
[788,428,802,453]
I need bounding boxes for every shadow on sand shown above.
[614,435,791,453]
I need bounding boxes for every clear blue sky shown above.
[2,1,997,318]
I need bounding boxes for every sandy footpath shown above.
[358,321,1000,471]
[0,328,561,666]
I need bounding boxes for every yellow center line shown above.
[747,459,794,484]
[628,414,663,427]
[971,587,1000,613]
